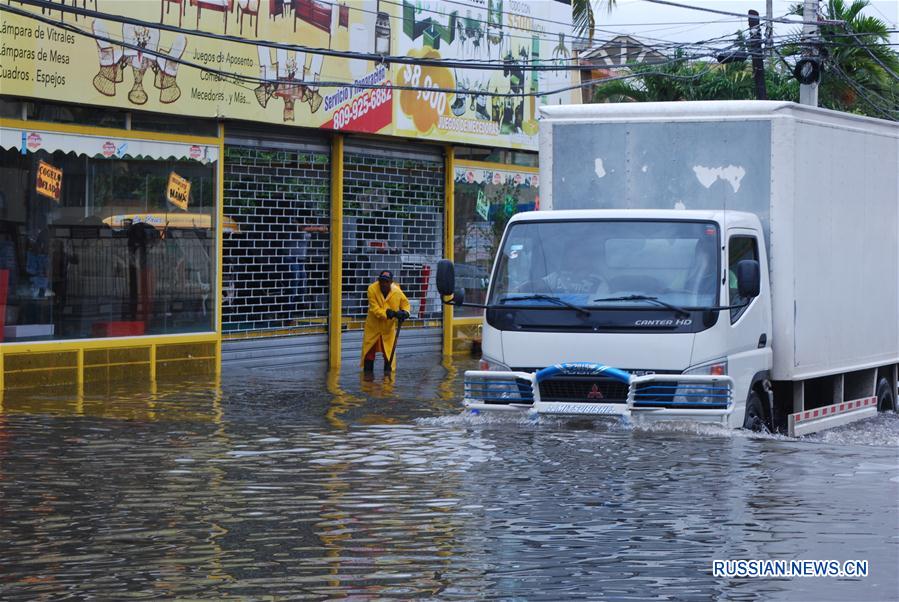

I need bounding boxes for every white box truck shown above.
[438,101,898,436]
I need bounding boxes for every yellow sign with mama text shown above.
[166,171,190,210]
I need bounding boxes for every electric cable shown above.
[640,0,845,26]
[828,62,899,119]
[0,0,739,99]
[0,0,602,71]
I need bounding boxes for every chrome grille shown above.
[538,377,629,404]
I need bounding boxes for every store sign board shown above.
[0,1,576,151]
[166,171,190,210]
[35,160,62,201]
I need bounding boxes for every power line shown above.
[772,42,897,121]
[0,0,732,99]
[828,63,898,119]
[848,34,899,81]
[314,0,580,53]
[7,0,809,74]
[640,0,845,26]
[0,0,592,71]
[8,0,798,77]
[7,0,577,65]
[776,18,899,83]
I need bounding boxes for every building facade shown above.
[0,0,576,389]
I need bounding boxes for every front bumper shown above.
[463,363,734,424]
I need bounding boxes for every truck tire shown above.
[742,390,768,432]
[876,377,896,412]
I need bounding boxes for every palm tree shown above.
[788,0,899,117]
[592,55,799,103]
[592,54,694,102]
[572,0,617,45]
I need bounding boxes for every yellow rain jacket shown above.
[361,281,411,369]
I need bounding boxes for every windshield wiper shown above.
[592,294,691,318]
[499,294,590,317]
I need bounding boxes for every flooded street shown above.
[1,356,897,601]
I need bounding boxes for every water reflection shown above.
[0,354,896,600]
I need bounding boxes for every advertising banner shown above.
[166,171,191,209]
[0,0,577,150]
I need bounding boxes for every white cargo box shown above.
[539,101,899,382]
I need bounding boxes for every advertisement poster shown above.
[166,171,191,210]
[0,0,577,150]
[35,159,62,201]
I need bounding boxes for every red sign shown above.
[189,145,203,160]
[321,84,393,134]
[102,141,116,157]
[26,132,42,151]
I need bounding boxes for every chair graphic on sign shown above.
[155,34,187,103]
[92,19,124,97]
[236,0,259,35]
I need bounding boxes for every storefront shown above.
[0,102,223,389]
[0,0,575,385]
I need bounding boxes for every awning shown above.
[0,127,219,163]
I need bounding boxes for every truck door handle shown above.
[758,334,767,348]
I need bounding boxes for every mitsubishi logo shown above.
[586,384,604,400]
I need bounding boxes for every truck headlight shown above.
[683,359,728,376]
[674,359,729,406]
[479,356,510,371]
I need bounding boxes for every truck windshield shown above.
[489,220,720,309]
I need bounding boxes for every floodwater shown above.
[1,355,897,601]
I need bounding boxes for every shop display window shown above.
[0,144,217,342]
[453,163,538,317]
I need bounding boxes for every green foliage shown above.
[572,0,616,44]
[592,54,799,103]
[592,0,898,119]
[787,0,899,118]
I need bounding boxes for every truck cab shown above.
[455,209,771,429]
[446,102,897,435]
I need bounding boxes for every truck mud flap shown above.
[788,396,878,437]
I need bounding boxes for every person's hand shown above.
[397,310,410,321]
[386,309,397,319]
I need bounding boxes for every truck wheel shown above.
[876,377,896,412]
[742,390,768,432]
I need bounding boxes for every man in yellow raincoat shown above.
[362,270,411,374]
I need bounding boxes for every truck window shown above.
[489,220,720,308]
[728,236,759,323]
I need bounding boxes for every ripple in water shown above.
[0,359,896,600]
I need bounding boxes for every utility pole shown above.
[749,10,768,100]
[799,0,819,106]
[765,0,774,64]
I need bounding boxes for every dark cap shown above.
[377,270,393,282]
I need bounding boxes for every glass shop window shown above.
[0,146,217,342]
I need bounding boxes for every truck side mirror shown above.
[452,288,466,306]
[436,259,455,296]
[736,259,760,298]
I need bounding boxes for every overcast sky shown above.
[581,0,898,48]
